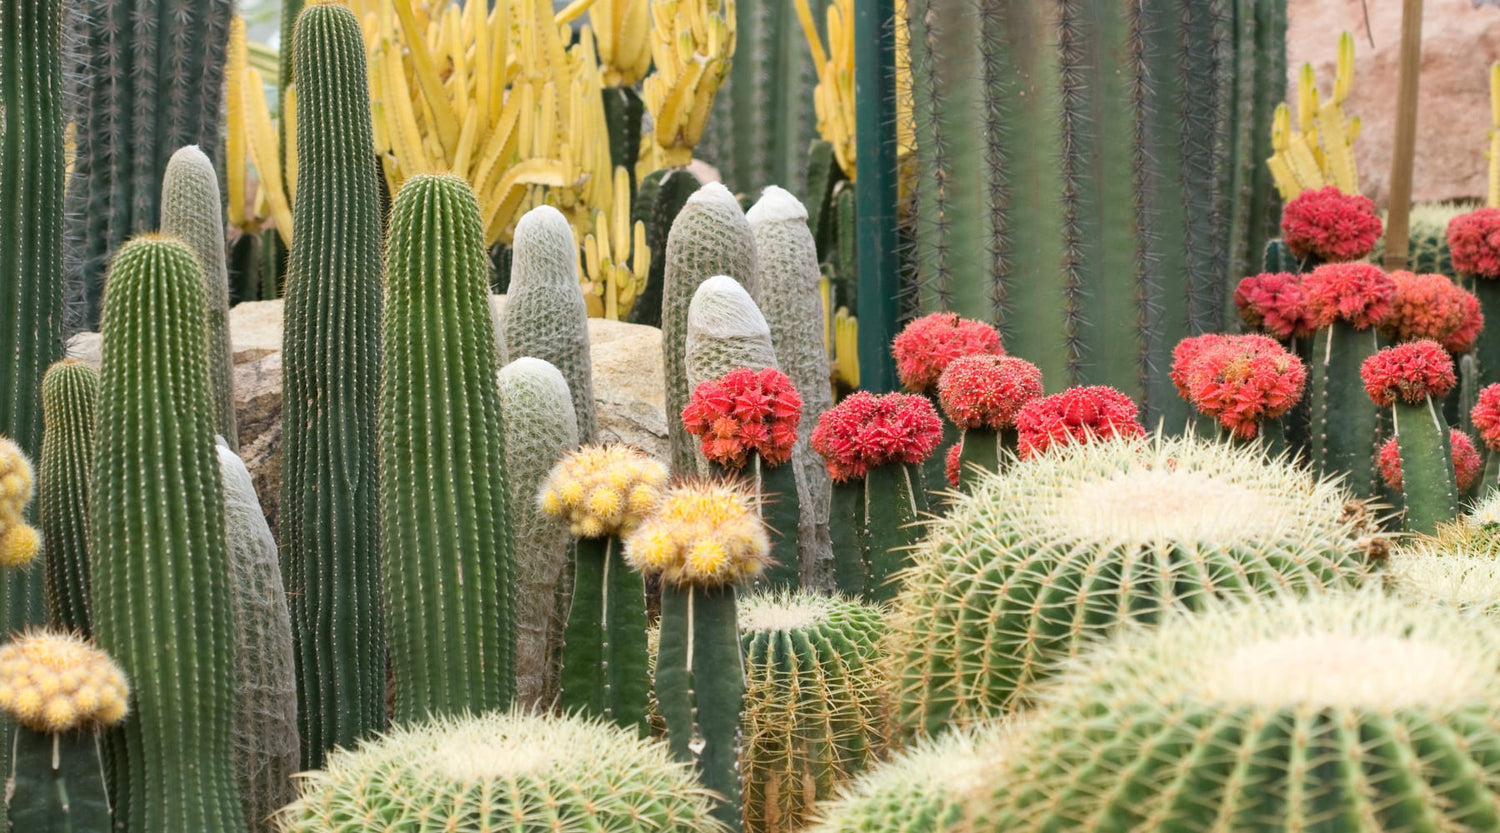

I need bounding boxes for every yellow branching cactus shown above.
[624,480,771,588]
[0,631,130,733]
[591,0,653,86]
[0,437,39,570]
[1267,31,1361,200]
[581,167,651,318]
[641,0,735,168]
[539,445,669,538]
[795,0,856,179]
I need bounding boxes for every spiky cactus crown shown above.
[1386,524,1500,611]
[538,445,668,538]
[682,367,802,468]
[1472,488,1500,526]
[1012,386,1145,459]
[624,480,771,588]
[1361,339,1457,405]
[0,436,38,568]
[1301,262,1397,329]
[1448,207,1500,278]
[810,392,942,482]
[1472,383,1500,452]
[935,355,1042,430]
[1177,334,1306,439]
[1380,271,1483,353]
[277,709,728,833]
[0,630,129,733]
[1379,429,1481,493]
[890,313,1002,393]
[1234,272,1315,340]
[1280,185,1382,262]
[888,434,1377,737]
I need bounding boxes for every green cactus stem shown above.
[38,361,97,637]
[1222,0,1287,300]
[1261,238,1302,274]
[602,86,645,192]
[1392,398,1458,535]
[560,536,651,734]
[954,428,1009,487]
[1309,322,1382,497]
[8,727,111,833]
[827,466,928,604]
[380,174,513,722]
[628,167,701,329]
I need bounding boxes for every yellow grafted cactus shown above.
[0,630,129,733]
[641,0,735,167]
[1266,31,1360,200]
[795,0,856,179]
[0,437,39,569]
[591,0,653,86]
[624,480,771,587]
[539,445,669,538]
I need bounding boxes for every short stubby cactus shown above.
[1012,385,1145,460]
[971,592,1500,831]
[1279,185,1383,263]
[0,437,39,569]
[936,355,1041,483]
[1172,334,1306,441]
[888,434,1376,739]
[0,630,128,734]
[276,709,728,833]
[1380,270,1483,354]
[1234,272,1315,341]
[1362,340,1461,532]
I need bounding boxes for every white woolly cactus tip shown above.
[538,445,667,538]
[623,480,772,588]
[498,357,573,406]
[688,275,769,335]
[738,589,839,632]
[1386,524,1500,610]
[685,181,741,209]
[512,203,574,248]
[745,185,808,225]
[0,630,130,733]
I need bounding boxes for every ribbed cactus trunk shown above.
[1310,323,1381,498]
[1393,399,1458,535]
[90,236,245,832]
[66,0,233,328]
[8,728,111,833]
[280,1,386,770]
[381,174,514,722]
[627,167,701,329]
[560,535,651,734]
[39,360,97,637]
[1222,0,1287,303]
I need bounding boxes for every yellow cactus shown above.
[580,167,651,318]
[539,445,669,538]
[591,0,653,86]
[0,525,38,570]
[0,631,130,733]
[623,480,772,588]
[640,0,735,167]
[795,0,856,179]
[1266,31,1361,200]
[0,437,38,570]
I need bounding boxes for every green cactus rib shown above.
[828,483,863,599]
[628,167,701,329]
[754,456,801,591]
[90,235,245,832]
[1309,322,1382,498]
[559,536,650,734]
[1473,279,1500,389]
[1394,398,1458,535]
[1261,238,1301,274]
[954,428,1005,487]
[161,145,237,451]
[1223,0,1287,299]
[863,462,927,604]
[381,173,513,722]
[7,727,111,833]
[280,2,386,770]
[39,361,98,637]
[656,583,745,832]
[920,416,960,502]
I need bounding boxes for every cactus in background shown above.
[664,183,759,473]
[38,361,97,637]
[1385,523,1500,612]
[66,0,233,327]
[936,355,1042,483]
[217,442,298,832]
[277,709,727,833]
[280,1,385,770]
[1265,33,1361,199]
[381,174,513,722]
[628,167,702,328]
[90,235,245,832]
[1449,208,1500,391]
[1223,0,1288,295]
[161,145,237,451]
[739,590,887,833]
[497,358,579,709]
[1371,202,1475,276]
[641,0,735,169]
[889,434,1376,740]
[1363,341,1460,534]
[0,439,39,580]
[501,205,598,443]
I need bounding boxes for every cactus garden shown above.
[14,0,1500,830]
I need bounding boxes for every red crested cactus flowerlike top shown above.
[1181,335,1307,439]
[1300,263,1397,330]
[1448,208,1500,279]
[1360,340,1457,406]
[1280,185,1382,262]
[936,355,1044,430]
[1234,272,1317,341]
[891,313,1003,393]
[810,391,943,482]
[1014,386,1146,460]
[1378,430,1481,493]
[1379,271,1484,354]
[682,367,802,469]
[1170,334,1233,400]
[1471,384,1500,452]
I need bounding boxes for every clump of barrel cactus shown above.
[1385,523,1500,612]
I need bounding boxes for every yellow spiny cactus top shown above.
[0,437,38,569]
[0,631,130,733]
[624,480,771,588]
[539,445,669,538]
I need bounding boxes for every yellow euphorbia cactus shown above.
[641,0,735,168]
[795,0,856,179]
[0,631,130,733]
[591,0,653,86]
[1266,31,1361,200]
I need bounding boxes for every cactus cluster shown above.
[0,630,128,734]
[1361,340,1460,532]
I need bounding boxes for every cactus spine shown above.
[280,1,385,769]
[381,174,513,722]
[1222,0,1288,297]
[38,361,97,637]
[161,145,238,451]
[501,205,598,443]
[90,235,245,832]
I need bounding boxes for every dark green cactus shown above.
[90,235,245,832]
[280,1,386,770]
[1309,322,1382,498]
[66,0,234,328]
[829,462,927,604]
[38,361,97,637]
[1222,0,1287,301]
[560,535,651,734]
[380,173,513,722]
[627,167,701,329]
[7,727,111,833]
[1391,398,1457,534]
[1262,237,1302,274]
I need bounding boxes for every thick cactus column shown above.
[627,167,701,328]
[1363,341,1460,534]
[38,360,97,637]
[381,174,513,722]
[90,235,246,832]
[280,0,385,769]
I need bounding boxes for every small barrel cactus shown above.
[1362,339,1459,533]
[38,360,96,636]
[276,709,728,833]
[0,437,39,569]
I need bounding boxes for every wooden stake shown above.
[1384,0,1425,272]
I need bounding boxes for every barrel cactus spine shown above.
[1363,340,1460,534]
[1384,523,1500,613]
[38,361,96,636]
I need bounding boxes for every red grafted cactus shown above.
[682,367,802,469]
[944,444,961,488]
[891,313,1002,393]
[1170,334,1233,400]
[810,392,943,483]
[1234,272,1316,340]
[1471,384,1500,451]
[1379,271,1484,354]
[1301,263,1398,330]
[1448,207,1500,279]
[1180,335,1307,439]
[936,355,1043,430]
[1360,340,1457,407]
[1280,185,1382,262]
[1378,430,1481,493]
[1014,386,1146,460]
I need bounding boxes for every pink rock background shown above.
[1289,0,1500,205]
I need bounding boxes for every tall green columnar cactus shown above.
[161,145,237,451]
[496,358,579,708]
[1363,342,1460,535]
[381,174,513,722]
[218,442,298,832]
[748,186,834,586]
[90,235,246,832]
[628,167,701,328]
[501,205,597,443]
[664,183,759,474]
[66,0,233,327]
[39,360,97,637]
[1222,0,1287,300]
[280,0,385,770]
